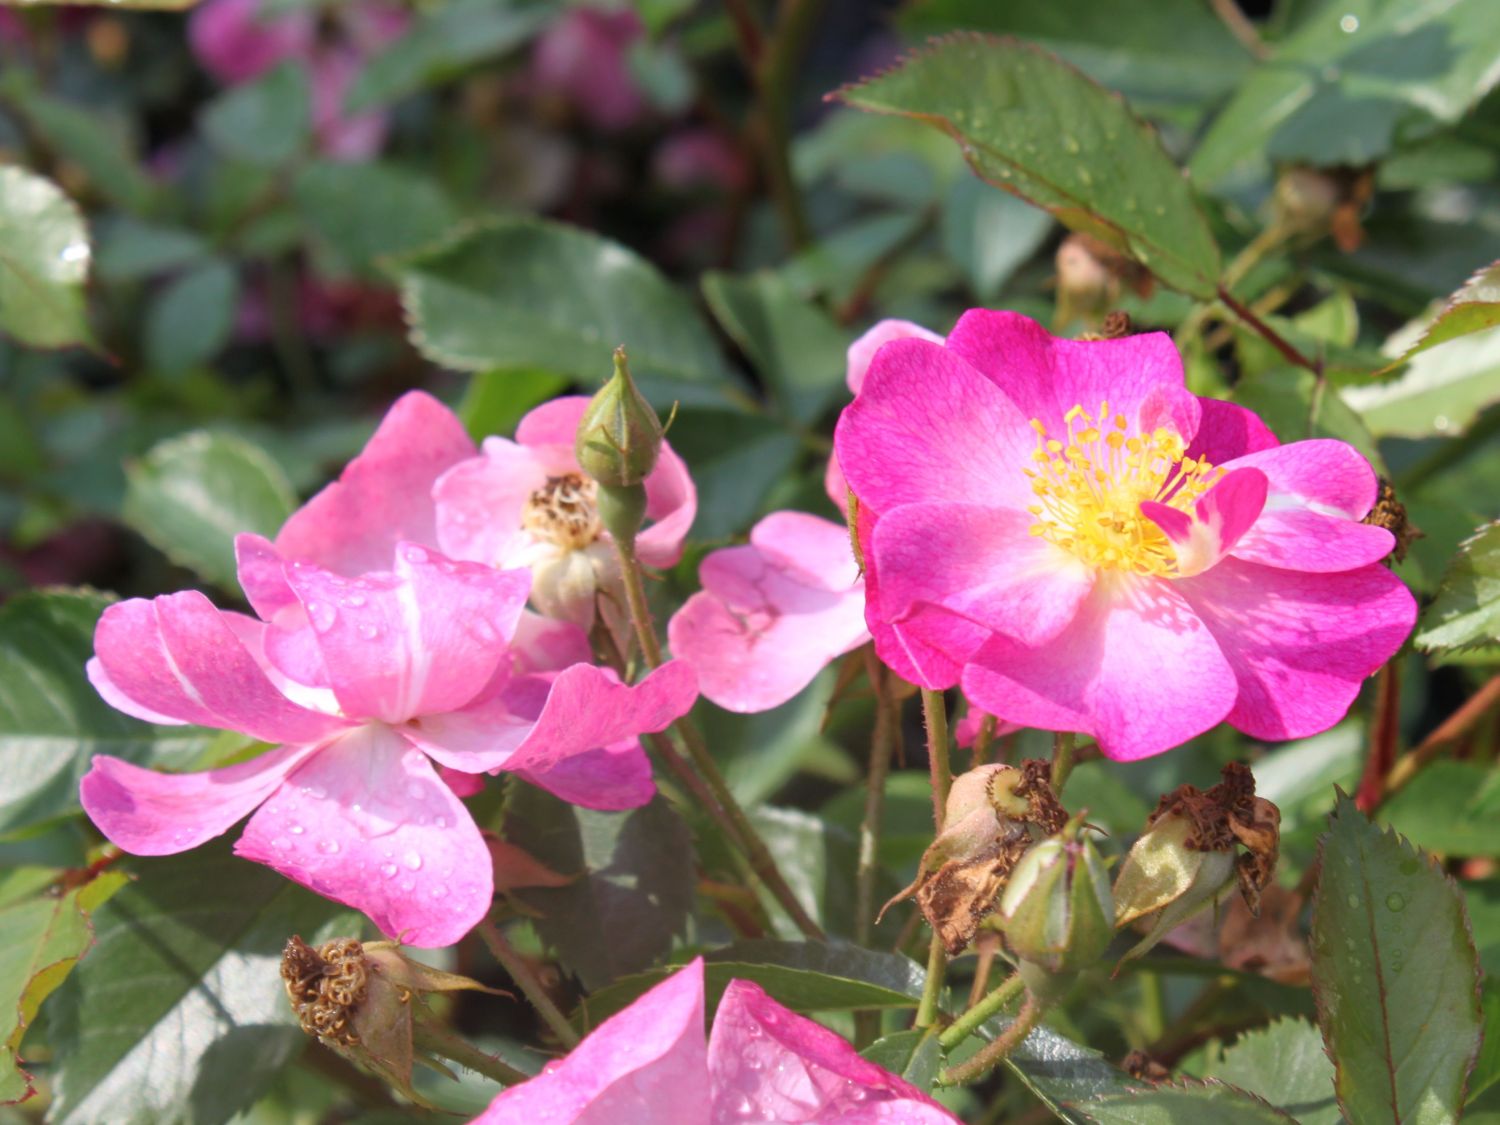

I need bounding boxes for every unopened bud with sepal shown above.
[575,346,664,489]
[1000,819,1113,974]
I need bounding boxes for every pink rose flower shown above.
[80,393,699,946]
[835,310,1416,761]
[433,396,696,632]
[189,0,315,85]
[472,958,960,1123]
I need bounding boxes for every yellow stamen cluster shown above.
[1023,402,1223,577]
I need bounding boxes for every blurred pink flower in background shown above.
[529,4,648,131]
[189,0,313,84]
[835,310,1416,760]
[472,958,961,1123]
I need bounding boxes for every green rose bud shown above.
[1000,826,1113,974]
[575,346,664,490]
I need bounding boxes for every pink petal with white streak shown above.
[1141,467,1268,578]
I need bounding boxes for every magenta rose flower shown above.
[835,310,1416,760]
[471,958,960,1123]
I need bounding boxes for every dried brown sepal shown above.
[1146,762,1279,915]
[1363,477,1421,565]
[1101,310,1134,338]
[1122,1049,1170,1082]
[282,936,369,1047]
[918,823,1033,956]
[1014,758,1067,835]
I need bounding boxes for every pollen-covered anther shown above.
[522,472,603,551]
[1022,402,1224,577]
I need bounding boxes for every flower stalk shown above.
[939,993,1045,1086]
[478,920,580,1050]
[915,687,952,1029]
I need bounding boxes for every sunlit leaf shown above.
[1415,522,1500,652]
[0,167,93,349]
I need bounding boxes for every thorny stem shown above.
[477,920,580,1050]
[915,688,952,1029]
[612,532,827,941]
[939,970,1025,1050]
[939,994,1045,1085]
[1216,284,1320,373]
[1051,731,1077,796]
[413,1023,531,1088]
[1356,660,1403,812]
[966,931,1002,1009]
[971,712,998,768]
[1384,672,1500,798]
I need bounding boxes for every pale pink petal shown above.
[81,743,321,856]
[473,958,710,1124]
[189,0,314,85]
[511,611,594,675]
[408,661,695,789]
[871,502,1094,647]
[441,766,486,798]
[945,310,1191,439]
[91,593,349,744]
[520,740,655,811]
[961,576,1238,761]
[235,532,297,619]
[1185,397,1280,463]
[668,512,868,713]
[515,396,593,469]
[237,725,493,948]
[846,318,944,395]
[218,611,337,710]
[834,337,1037,514]
[954,708,1019,748]
[86,658,186,726]
[1141,467,1268,578]
[433,438,550,567]
[284,546,530,724]
[276,391,475,576]
[707,980,959,1124]
[1175,558,1417,740]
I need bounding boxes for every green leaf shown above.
[1381,762,1500,856]
[861,1028,942,1090]
[1000,1020,1138,1118]
[0,590,217,836]
[293,161,461,271]
[200,63,311,167]
[94,219,210,284]
[1342,321,1500,438]
[748,806,858,940]
[1203,1018,1340,1125]
[458,369,569,441]
[0,166,93,349]
[143,260,240,376]
[1379,261,1500,371]
[941,176,1053,300]
[702,271,848,424]
[572,940,928,1030]
[836,35,1222,297]
[397,217,741,406]
[665,409,801,540]
[123,431,297,590]
[11,91,154,214]
[1230,366,1384,470]
[348,0,548,111]
[1310,794,1483,1125]
[49,841,353,1125]
[0,869,127,1105]
[1415,522,1500,652]
[899,0,1253,114]
[504,786,695,991]
[1076,1080,1298,1123]
[1191,0,1500,192]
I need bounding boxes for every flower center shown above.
[1023,402,1223,577]
[522,473,602,551]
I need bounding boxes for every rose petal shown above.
[276,391,475,575]
[1175,557,1417,740]
[962,575,1238,761]
[473,958,710,1124]
[283,545,530,724]
[1141,467,1268,578]
[90,592,348,744]
[80,743,320,856]
[433,438,551,568]
[707,980,958,1124]
[668,512,868,713]
[835,337,1037,514]
[845,318,944,395]
[871,502,1094,647]
[237,725,493,948]
[1221,438,1379,519]
[1185,397,1280,464]
[520,740,656,811]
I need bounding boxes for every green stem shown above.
[413,1023,531,1087]
[478,920,580,1050]
[939,970,1025,1049]
[612,534,826,942]
[915,687,952,1029]
[855,649,897,946]
[1051,731,1076,796]
[753,0,822,249]
[915,932,947,1030]
[939,994,1044,1086]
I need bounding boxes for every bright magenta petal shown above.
[284,546,530,724]
[276,391,475,575]
[872,502,1094,648]
[472,958,710,1124]
[945,310,1191,438]
[1141,467,1268,578]
[1222,438,1378,518]
[845,318,943,395]
[520,741,655,811]
[1176,557,1417,740]
[707,980,959,1123]
[668,512,867,713]
[1185,397,1279,463]
[1234,509,1395,572]
[80,743,320,856]
[237,725,493,948]
[834,337,1036,513]
[91,593,348,744]
[962,576,1238,761]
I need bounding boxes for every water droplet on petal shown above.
[306,601,337,632]
[380,863,399,878]
[401,544,429,564]
[358,623,380,640]
[403,851,423,871]
[289,824,305,835]
[317,839,340,855]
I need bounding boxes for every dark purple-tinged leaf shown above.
[835,35,1222,298]
[1311,794,1483,1125]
